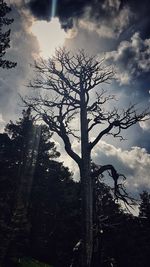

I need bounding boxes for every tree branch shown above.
[90,105,149,150]
[90,123,114,150]
[91,164,134,205]
[58,120,81,167]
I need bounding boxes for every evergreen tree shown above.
[30,162,81,267]
[0,0,17,68]
[139,191,150,221]
[0,109,60,265]
[0,109,81,267]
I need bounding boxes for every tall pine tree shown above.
[139,191,150,221]
[0,109,60,265]
[0,0,17,68]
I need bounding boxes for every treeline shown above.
[0,109,150,267]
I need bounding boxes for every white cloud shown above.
[58,136,150,196]
[102,0,121,12]
[92,141,150,195]
[0,114,5,133]
[79,4,132,39]
[8,0,23,6]
[0,5,39,122]
[79,19,115,39]
[139,116,150,131]
[105,32,150,84]
[115,70,131,85]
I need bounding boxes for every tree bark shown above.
[80,80,93,267]
[80,163,93,267]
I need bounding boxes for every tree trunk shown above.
[80,82,93,267]
[80,162,93,267]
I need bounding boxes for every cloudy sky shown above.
[1,0,150,199]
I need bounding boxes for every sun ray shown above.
[51,0,57,18]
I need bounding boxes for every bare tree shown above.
[24,48,149,267]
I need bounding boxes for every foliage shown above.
[0,109,58,263]
[29,161,80,267]
[0,109,80,267]
[139,191,150,221]
[0,0,17,68]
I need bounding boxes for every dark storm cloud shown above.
[27,0,93,28]
[25,0,150,38]
[122,0,150,38]
[25,0,130,30]
[105,32,150,89]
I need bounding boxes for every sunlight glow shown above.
[30,18,67,58]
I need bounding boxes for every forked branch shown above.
[91,164,135,205]
[90,105,149,150]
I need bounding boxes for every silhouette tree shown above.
[0,109,60,266]
[0,0,17,68]
[0,109,82,266]
[24,48,149,267]
[30,161,80,267]
[139,191,150,222]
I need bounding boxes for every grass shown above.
[15,257,53,267]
